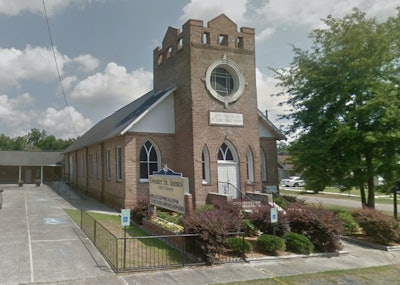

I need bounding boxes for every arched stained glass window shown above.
[140,141,159,181]
[202,146,210,184]
[247,147,254,182]
[218,143,234,161]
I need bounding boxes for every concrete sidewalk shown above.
[1,184,399,285]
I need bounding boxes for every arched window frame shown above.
[260,148,267,182]
[247,147,254,183]
[202,146,210,184]
[139,140,161,182]
[218,141,238,162]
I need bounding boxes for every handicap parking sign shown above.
[121,209,130,226]
[270,208,278,224]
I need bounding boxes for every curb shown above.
[246,250,348,263]
[342,236,400,252]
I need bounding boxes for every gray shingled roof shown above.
[0,151,63,166]
[64,85,176,153]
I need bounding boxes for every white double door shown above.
[217,162,239,199]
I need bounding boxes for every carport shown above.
[0,151,63,185]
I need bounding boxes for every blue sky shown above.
[0,0,398,139]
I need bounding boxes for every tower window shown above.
[166,46,172,59]
[157,53,163,65]
[237,37,244,48]
[203,32,210,44]
[211,67,235,97]
[177,37,183,50]
[218,34,228,46]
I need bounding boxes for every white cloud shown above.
[256,68,290,128]
[180,0,399,42]
[256,27,276,42]
[253,0,399,28]
[0,93,35,133]
[37,106,92,139]
[0,45,69,90]
[72,54,100,73]
[70,62,153,112]
[0,45,101,92]
[181,0,247,23]
[0,93,91,139]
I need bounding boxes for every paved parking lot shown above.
[0,185,114,284]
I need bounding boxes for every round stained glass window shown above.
[205,58,245,105]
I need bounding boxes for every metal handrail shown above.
[217,181,261,210]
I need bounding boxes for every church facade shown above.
[63,14,286,210]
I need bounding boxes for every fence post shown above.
[123,228,127,269]
[182,235,185,267]
[93,220,97,245]
[116,237,119,272]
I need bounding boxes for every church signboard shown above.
[149,167,189,214]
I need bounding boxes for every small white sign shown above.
[209,112,243,126]
[121,209,130,226]
[271,208,278,224]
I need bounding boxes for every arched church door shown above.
[217,142,240,198]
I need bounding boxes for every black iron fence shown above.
[80,211,245,272]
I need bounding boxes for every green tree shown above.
[0,129,74,151]
[274,9,400,208]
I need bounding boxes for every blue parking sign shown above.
[121,209,130,226]
[271,208,278,223]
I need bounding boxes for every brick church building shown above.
[63,14,286,210]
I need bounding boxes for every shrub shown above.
[242,219,258,237]
[256,234,285,255]
[152,218,184,233]
[352,208,400,245]
[246,205,289,236]
[284,232,314,255]
[287,204,343,252]
[131,198,149,224]
[337,212,359,235]
[183,202,242,264]
[225,236,252,255]
[157,210,183,226]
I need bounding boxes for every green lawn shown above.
[64,208,194,269]
[280,188,399,205]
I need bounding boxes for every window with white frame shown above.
[202,146,210,184]
[106,149,111,180]
[247,147,254,182]
[139,141,159,181]
[116,146,122,181]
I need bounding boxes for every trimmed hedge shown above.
[256,234,286,255]
[225,236,252,255]
[246,205,289,236]
[242,219,258,237]
[284,232,314,255]
[352,208,400,245]
[183,202,242,264]
[337,212,359,235]
[287,204,343,252]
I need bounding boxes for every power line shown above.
[42,0,78,137]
